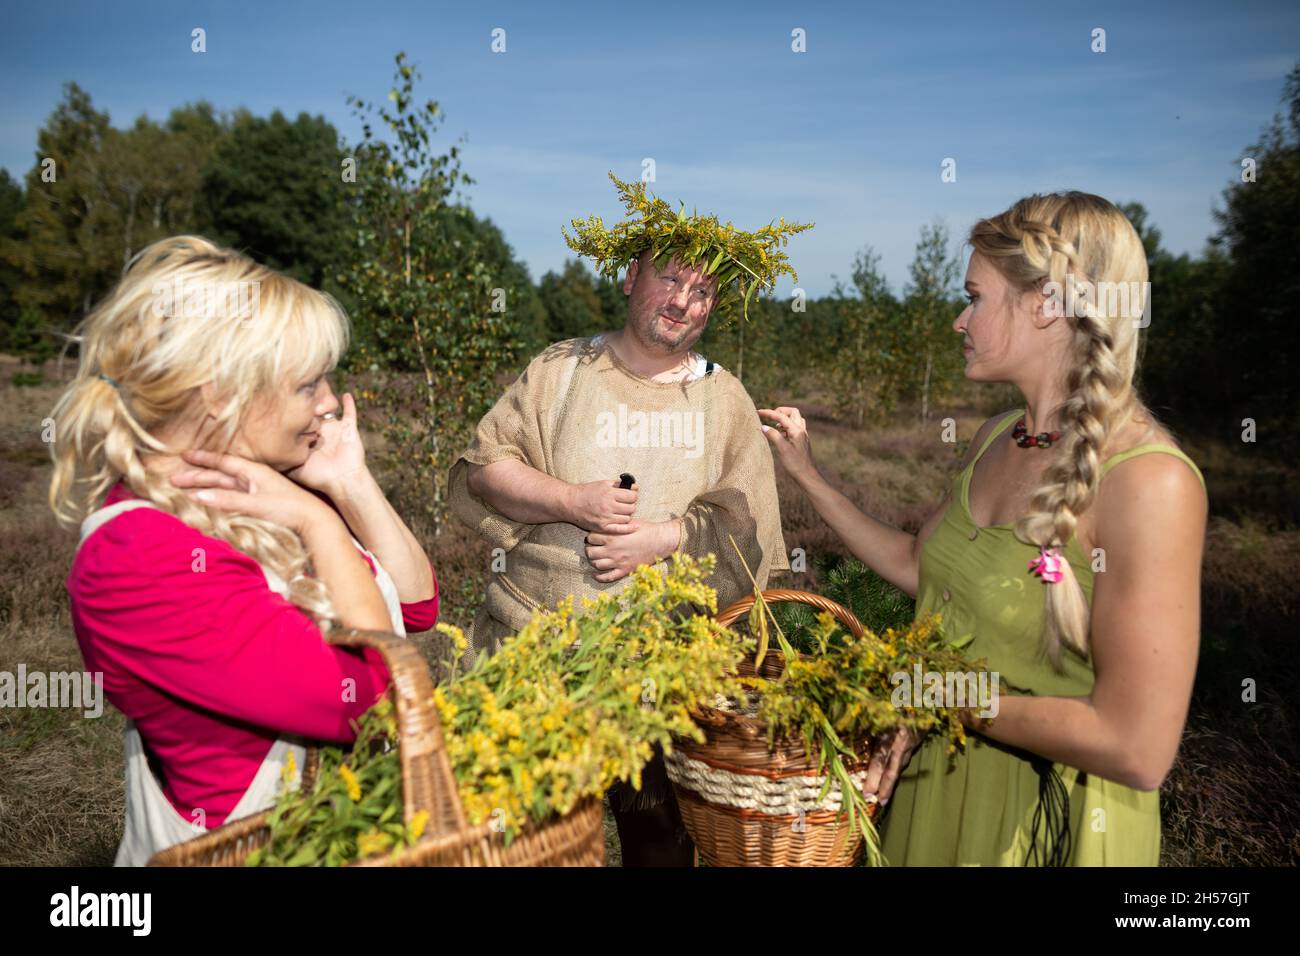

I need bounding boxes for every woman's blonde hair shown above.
[969,193,1158,671]
[48,235,349,623]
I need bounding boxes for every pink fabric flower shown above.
[1028,546,1065,583]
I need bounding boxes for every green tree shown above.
[1119,64,1299,463]
[538,259,606,342]
[1,86,223,336]
[826,245,901,426]
[0,169,28,356]
[198,109,351,287]
[717,293,795,398]
[440,206,547,355]
[2,83,112,327]
[1120,201,1228,436]
[1205,61,1300,461]
[339,52,523,533]
[594,271,627,327]
[900,221,962,424]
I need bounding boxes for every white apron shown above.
[75,498,407,866]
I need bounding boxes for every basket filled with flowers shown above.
[150,554,753,867]
[664,546,981,867]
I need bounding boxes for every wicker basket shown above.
[149,627,604,867]
[665,589,878,867]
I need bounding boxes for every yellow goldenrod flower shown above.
[339,764,362,802]
[280,750,297,786]
[408,809,430,842]
[436,622,469,654]
[357,829,391,858]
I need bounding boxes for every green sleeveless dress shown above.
[878,409,1206,866]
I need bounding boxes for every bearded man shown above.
[449,172,810,865]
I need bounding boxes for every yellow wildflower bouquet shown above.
[744,605,983,864]
[245,696,421,867]
[709,541,987,866]
[247,554,753,865]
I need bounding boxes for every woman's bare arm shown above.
[762,407,1005,599]
[790,471,921,595]
[971,452,1207,789]
[326,468,434,603]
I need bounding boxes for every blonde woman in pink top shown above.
[49,236,439,865]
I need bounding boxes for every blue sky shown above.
[2,0,1296,296]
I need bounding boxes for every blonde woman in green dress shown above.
[759,192,1207,865]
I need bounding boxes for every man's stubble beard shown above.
[629,304,710,357]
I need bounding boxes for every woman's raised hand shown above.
[758,406,819,485]
[287,391,368,497]
[170,449,334,536]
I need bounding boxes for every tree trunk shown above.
[402,212,442,535]
[855,320,865,428]
[921,350,933,425]
[408,309,441,536]
[122,187,138,270]
[404,218,412,286]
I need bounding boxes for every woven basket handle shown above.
[716,588,865,638]
[325,628,467,839]
[714,590,878,784]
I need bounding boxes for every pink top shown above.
[67,480,440,828]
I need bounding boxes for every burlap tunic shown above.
[449,335,789,666]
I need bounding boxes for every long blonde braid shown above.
[970,194,1156,670]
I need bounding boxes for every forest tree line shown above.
[2,56,1296,528]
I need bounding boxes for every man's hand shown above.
[466,460,638,530]
[566,479,640,534]
[585,519,680,583]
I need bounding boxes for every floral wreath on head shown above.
[561,171,814,324]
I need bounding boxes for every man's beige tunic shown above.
[449,335,788,664]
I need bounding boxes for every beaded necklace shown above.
[1012,418,1063,449]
